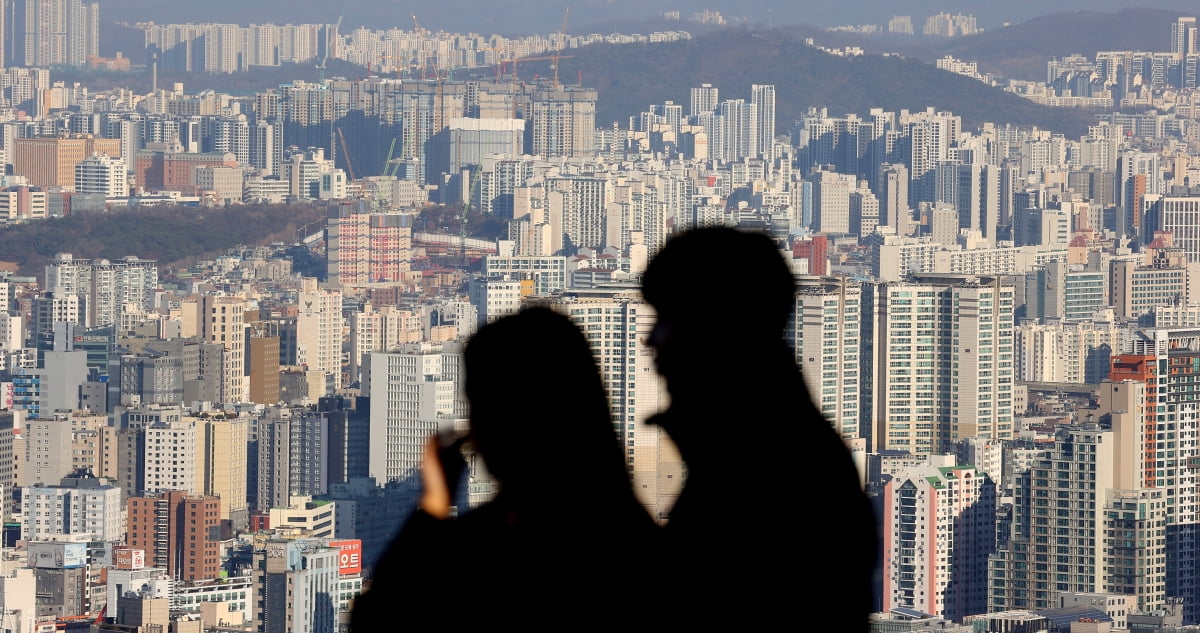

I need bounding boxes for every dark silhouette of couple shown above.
[352,227,876,629]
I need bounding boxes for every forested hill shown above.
[544,27,1098,138]
[0,204,326,280]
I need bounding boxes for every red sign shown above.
[330,540,362,575]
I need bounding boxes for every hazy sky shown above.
[104,0,1199,35]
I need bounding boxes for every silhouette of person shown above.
[351,306,655,629]
[641,227,877,628]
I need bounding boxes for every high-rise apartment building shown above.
[1025,259,1108,322]
[554,288,680,520]
[547,176,609,251]
[44,253,157,329]
[74,153,128,197]
[1172,17,1197,55]
[182,295,249,404]
[751,84,776,162]
[296,278,342,395]
[882,460,996,622]
[252,539,340,633]
[366,343,466,485]
[142,418,198,495]
[1148,196,1200,262]
[256,406,330,512]
[346,303,422,386]
[1014,319,1124,384]
[988,420,1167,615]
[689,83,718,117]
[127,490,221,582]
[888,16,914,35]
[196,416,248,525]
[1110,329,1200,620]
[467,276,528,327]
[905,109,961,207]
[877,163,912,235]
[15,0,99,67]
[527,87,596,158]
[324,204,413,288]
[788,275,862,440]
[714,98,758,163]
[811,169,855,234]
[863,274,1015,455]
[20,470,122,542]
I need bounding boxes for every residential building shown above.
[252,539,339,633]
[863,274,1015,455]
[13,135,119,188]
[74,153,128,197]
[126,490,221,582]
[554,288,680,520]
[788,275,862,440]
[882,460,996,621]
[20,470,122,541]
[296,278,342,395]
[366,342,466,485]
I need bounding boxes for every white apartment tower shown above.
[20,0,100,67]
[715,98,758,163]
[296,277,343,395]
[905,108,961,206]
[689,83,718,117]
[554,289,680,521]
[865,274,1015,455]
[142,419,199,495]
[788,276,861,440]
[1014,319,1124,384]
[751,84,776,162]
[74,152,128,197]
[366,343,466,484]
[20,473,123,542]
[1172,17,1197,55]
[548,176,609,252]
[44,253,157,328]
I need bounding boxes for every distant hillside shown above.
[0,204,326,280]
[884,8,1189,81]
[92,0,1200,38]
[537,28,1097,137]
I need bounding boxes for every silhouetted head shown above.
[463,306,627,501]
[642,227,796,387]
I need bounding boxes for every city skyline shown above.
[4,3,1200,633]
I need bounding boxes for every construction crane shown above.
[316,13,344,83]
[336,128,357,182]
[411,14,428,36]
[496,55,574,83]
[460,167,480,266]
[551,7,570,89]
[381,138,397,176]
[435,66,447,133]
